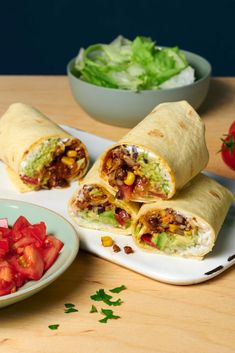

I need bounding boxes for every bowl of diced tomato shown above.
[0,199,79,308]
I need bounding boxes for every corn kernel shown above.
[169,224,178,232]
[67,150,77,158]
[184,230,192,236]
[61,156,75,166]
[101,236,113,247]
[124,171,135,186]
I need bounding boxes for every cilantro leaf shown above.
[90,289,122,306]
[48,324,59,330]
[64,303,75,308]
[64,308,79,314]
[109,285,126,293]
[99,309,120,323]
[90,304,98,313]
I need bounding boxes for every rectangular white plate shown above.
[0,125,234,285]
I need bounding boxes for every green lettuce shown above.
[73,36,193,91]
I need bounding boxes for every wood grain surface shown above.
[0,76,234,353]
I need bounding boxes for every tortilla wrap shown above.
[0,103,89,191]
[69,160,140,234]
[132,174,234,259]
[100,100,209,202]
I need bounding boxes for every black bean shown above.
[148,217,159,229]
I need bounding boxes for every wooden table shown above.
[0,76,234,353]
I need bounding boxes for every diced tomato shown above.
[12,216,30,241]
[118,184,133,201]
[141,234,158,248]
[20,175,39,185]
[0,218,8,228]
[23,223,46,242]
[10,245,44,281]
[12,236,39,255]
[0,238,9,257]
[115,209,131,226]
[0,261,17,296]
[42,235,64,271]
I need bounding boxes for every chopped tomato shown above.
[12,216,30,241]
[20,175,39,185]
[10,245,44,281]
[0,261,16,296]
[0,216,64,296]
[141,234,158,248]
[115,209,131,226]
[42,235,64,271]
[118,184,133,200]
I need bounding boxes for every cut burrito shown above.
[69,160,140,234]
[100,101,209,202]
[0,103,89,191]
[132,174,234,259]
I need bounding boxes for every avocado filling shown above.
[71,184,132,229]
[136,208,202,255]
[20,138,87,189]
[102,145,171,201]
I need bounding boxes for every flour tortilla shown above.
[0,103,89,191]
[132,174,234,259]
[69,160,140,234]
[100,100,209,201]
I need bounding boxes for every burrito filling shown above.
[20,138,87,189]
[135,208,211,256]
[102,145,172,201]
[71,184,132,229]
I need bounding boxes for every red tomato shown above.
[0,238,9,257]
[141,234,158,249]
[229,121,235,134]
[115,209,131,226]
[42,236,64,271]
[12,216,30,241]
[221,132,235,170]
[10,245,44,280]
[0,261,16,296]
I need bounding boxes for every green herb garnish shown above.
[48,324,59,330]
[109,285,126,294]
[90,289,122,306]
[99,309,120,323]
[64,308,79,314]
[64,303,75,308]
[90,304,98,313]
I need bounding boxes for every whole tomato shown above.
[229,121,235,134]
[221,131,235,170]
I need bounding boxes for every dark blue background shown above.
[1,0,234,75]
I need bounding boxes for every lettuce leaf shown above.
[73,36,194,91]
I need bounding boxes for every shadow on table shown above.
[198,78,234,116]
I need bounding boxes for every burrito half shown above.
[132,174,234,259]
[0,103,89,191]
[69,161,140,234]
[100,101,209,202]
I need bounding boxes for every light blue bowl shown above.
[67,49,211,128]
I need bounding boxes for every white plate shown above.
[0,199,79,308]
[0,125,234,285]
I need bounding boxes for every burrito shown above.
[100,101,209,202]
[69,160,140,234]
[0,103,89,191]
[132,174,234,259]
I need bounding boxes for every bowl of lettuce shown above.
[67,36,211,128]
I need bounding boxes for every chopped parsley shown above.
[64,303,75,308]
[109,285,126,294]
[48,324,60,330]
[64,307,79,314]
[90,304,98,313]
[99,309,120,324]
[90,289,122,306]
